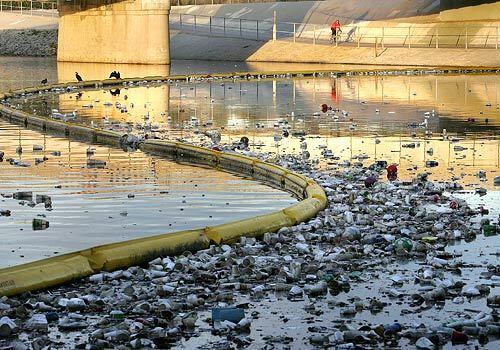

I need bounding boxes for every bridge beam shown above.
[57,0,171,64]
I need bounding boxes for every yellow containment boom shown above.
[0,80,327,297]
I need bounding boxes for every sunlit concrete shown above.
[57,0,171,64]
[440,1,500,21]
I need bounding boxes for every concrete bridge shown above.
[54,0,498,65]
[57,0,171,64]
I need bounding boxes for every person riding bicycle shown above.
[330,20,342,43]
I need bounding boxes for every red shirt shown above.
[331,21,341,30]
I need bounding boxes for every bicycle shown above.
[329,30,342,44]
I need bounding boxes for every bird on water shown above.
[75,72,83,82]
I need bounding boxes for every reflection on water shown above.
[0,120,295,267]
[14,73,500,189]
[0,57,57,93]
[20,74,499,132]
[1,56,401,93]
[2,57,499,131]
[1,57,499,263]
[56,61,171,82]
[1,58,499,348]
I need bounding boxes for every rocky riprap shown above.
[0,147,498,349]
[0,29,57,57]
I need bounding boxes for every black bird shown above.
[75,72,83,82]
[240,136,250,148]
[110,88,121,96]
[109,71,121,79]
[40,78,48,85]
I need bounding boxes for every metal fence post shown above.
[209,16,212,34]
[180,14,182,30]
[256,20,259,40]
[381,27,385,49]
[436,28,439,49]
[194,15,197,31]
[408,27,411,49]
[239,18,242,38]
[357,27,360,48]
[465,26,468,49]
[223,17,226,36]
[313,25,316,44]
[293,23,296,43]
[272,11,277,42]
[497,26,498,50]
[20,0,22,14]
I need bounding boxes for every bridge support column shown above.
[57,0,171,64]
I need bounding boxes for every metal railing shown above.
[170,13,500,50]
[0,0,312,13]
[2,2,498,50]
[0,0,57,17]
[173,0,314,5]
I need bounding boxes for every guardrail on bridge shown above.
[171,12,500,50]
[0,0,57,17]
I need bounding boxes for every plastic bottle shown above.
[394,238,413,255]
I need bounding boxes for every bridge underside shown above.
[57,0,171,64]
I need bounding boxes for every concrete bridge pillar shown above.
[57,0,171,64]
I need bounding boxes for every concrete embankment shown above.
[1,27,498,67]
[245,40,500,68]
[173,0,441,24]
[1,1,499,67]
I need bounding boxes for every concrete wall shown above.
[173,1,500,24]
[440,1,500,21]
[173,0,441,25]
[245,40,500,67]
[440,0,498,10]
[57,0,171,64]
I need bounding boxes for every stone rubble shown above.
[0,29,57,57]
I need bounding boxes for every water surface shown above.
[0,120,295,267]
